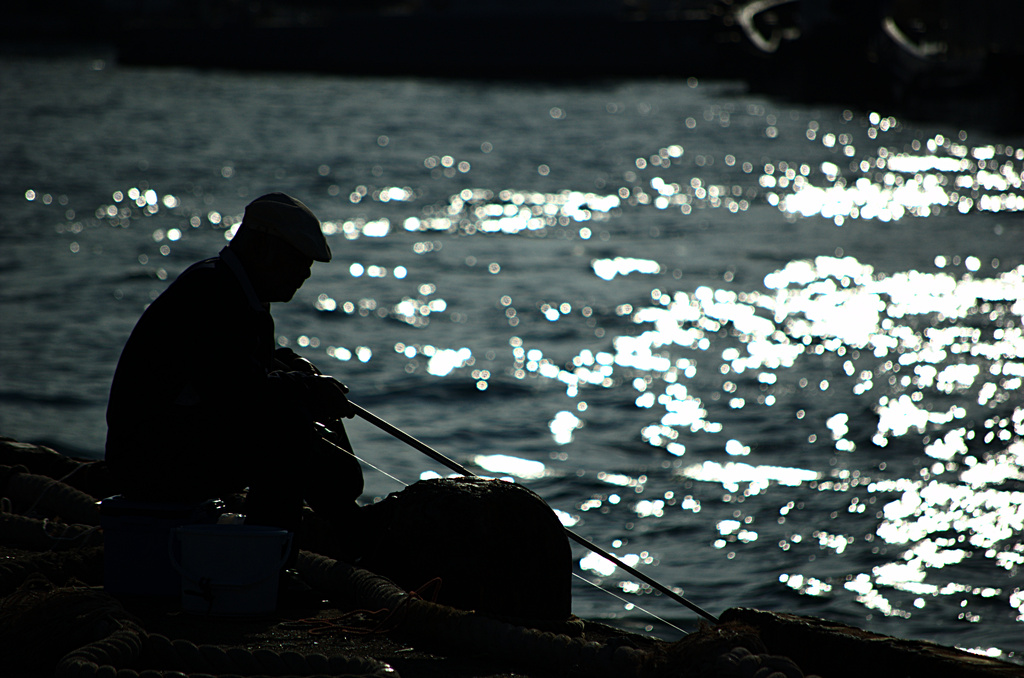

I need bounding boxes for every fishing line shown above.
[571,572,689,636]
[348,450,408,488]
[347,445,693,634]
[331,403,720,626]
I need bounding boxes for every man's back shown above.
[105,254,274,498]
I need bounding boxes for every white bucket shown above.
[171,524,292,616]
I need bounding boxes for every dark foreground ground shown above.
[2,437,1021,678]
[0,538,648,678]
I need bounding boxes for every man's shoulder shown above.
[179,255,225,279]
[166,256,231,292]
[143,256,236,313]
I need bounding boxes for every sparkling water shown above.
[2,51,1021,661]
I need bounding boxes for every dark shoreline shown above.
[2,435,1023,677]
[5,2,1024,135]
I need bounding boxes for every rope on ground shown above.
[0,576,138,677]
[0,553,396,678]
[0,438,85,482]
[0,510,102,551]
[0,545,103,597]
[56,627,397,678]
[297,550,649,678]
[281,576,443,637]
[1,464,101,525]
[0,540,820,678]
[55,617,147,677]
[714,646,806,678]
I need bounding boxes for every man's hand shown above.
[310,374,355,420]
[272,369,356,421]
[274,347,321,375]
[299,373,356,421]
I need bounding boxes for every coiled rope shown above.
[297,550,648,678]
[57,626,395,678]
[2,466,101,526]
[0,438,835,678]
[0,511,102,552]
[0,562,395,678]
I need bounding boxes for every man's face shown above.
[261,245,314,302]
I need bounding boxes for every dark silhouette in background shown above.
[105,193,362,536]
[7,1,1022,131]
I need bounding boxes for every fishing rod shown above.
[332,425,690,635]
[346,402,720,626]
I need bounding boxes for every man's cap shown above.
[242,193,332,262]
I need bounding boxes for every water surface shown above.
[1,52,1022,661]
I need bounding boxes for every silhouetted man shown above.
[105,193,361,535]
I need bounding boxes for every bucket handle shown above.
[169,528,293,589]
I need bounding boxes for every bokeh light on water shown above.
[335,111,1020,653]
[44,122,1022,650]
[9,63,1022,660]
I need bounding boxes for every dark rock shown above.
[720,607,1022,678]
[352,477,571,621]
